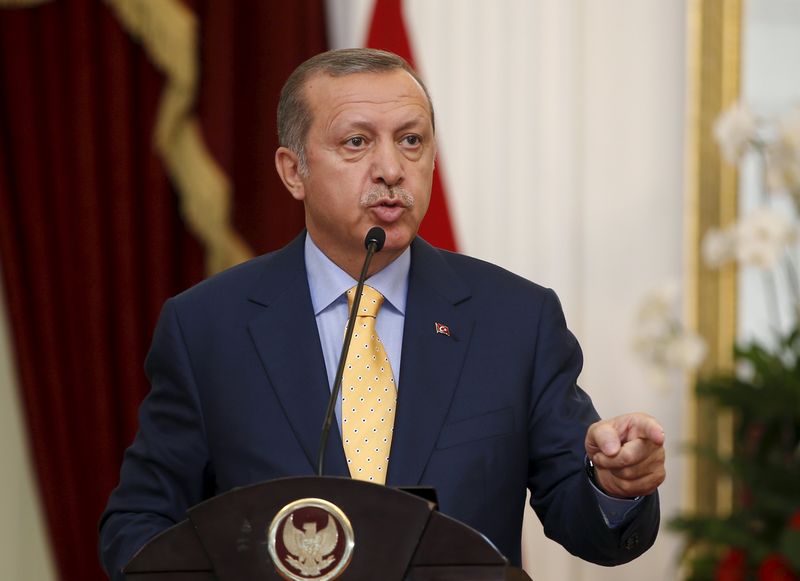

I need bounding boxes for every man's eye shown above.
[402,135,421,146]
[345,136,366,147]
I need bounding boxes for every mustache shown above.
[360,186,415,208]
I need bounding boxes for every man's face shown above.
[278,69,436,272]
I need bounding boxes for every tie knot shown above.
[346,285,384,318]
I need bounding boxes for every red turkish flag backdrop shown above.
[365,0,458,251]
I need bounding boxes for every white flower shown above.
[633,284,707,391]
[778,104,800,149]
[714,102,759,164]
[766,139,800,194]
[664,333,708,370]
[735,207,796,268]
[702,226,737,269]
[636,282,679,321]
[633,288,672,343]
[766,106,800,195]
[633,283,678,345]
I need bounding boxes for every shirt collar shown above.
[305,232,410,315]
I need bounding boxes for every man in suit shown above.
[100,48,665,579]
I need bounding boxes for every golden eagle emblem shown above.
[283,513,339,575]
[267,498,354,581]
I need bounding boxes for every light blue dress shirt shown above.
[303,233,642,528]
[305,234,409,425]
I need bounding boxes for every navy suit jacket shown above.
[99,233,659,579]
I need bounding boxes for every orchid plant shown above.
[632,282,706,392]
[636,101,800,581]
[704,102,800,339]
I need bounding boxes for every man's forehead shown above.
[302,69,430,112]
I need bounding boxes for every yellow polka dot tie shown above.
[341,285,397,484]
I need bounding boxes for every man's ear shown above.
[275,147,306,201]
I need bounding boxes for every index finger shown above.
[621,413,665,446]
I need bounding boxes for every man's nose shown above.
[370,140,404,186]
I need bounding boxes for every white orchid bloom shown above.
[766,106,800,196]
[735,207,796,269]
[664,333,708,370]
[702,226,737,269]
[633,284,707,390]
[778,104,800,149]
[714,102,759,164]
[636,282,679,321]
[766,138,800,194]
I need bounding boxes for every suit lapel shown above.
[387,239,473,486]
[246,234,349,477]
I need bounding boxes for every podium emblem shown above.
[267,498,355,580]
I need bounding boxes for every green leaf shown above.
[676,325,800,575]
[779,528,800,572]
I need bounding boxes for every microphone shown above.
[317,227,386,476]
[364,226,386,252]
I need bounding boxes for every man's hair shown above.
[277,48,435,173]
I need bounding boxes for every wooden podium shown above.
[123,476,532,580]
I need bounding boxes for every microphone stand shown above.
[317,227,386,476]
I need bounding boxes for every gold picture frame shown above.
[685,0,741,515]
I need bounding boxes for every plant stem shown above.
[782,254,800,328]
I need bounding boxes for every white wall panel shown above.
[577,2,687,580]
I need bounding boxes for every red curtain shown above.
[193,0,328,251]
[0,1,326,579]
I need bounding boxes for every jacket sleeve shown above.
[98,298,213,580]
[526,288,660,566]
